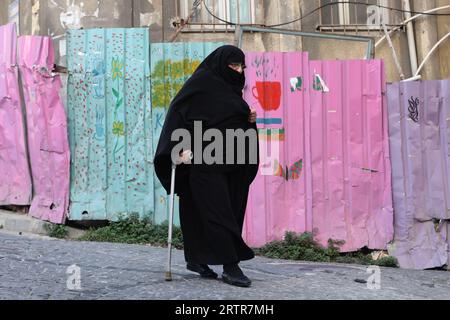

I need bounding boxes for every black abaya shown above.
[180,167,254,265]
[154,45,259,265]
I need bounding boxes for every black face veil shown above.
[154,45,259,195]
[202,45,246,95]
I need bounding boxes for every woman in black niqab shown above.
[154,45,259,287]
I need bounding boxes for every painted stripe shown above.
[256,118,283,125]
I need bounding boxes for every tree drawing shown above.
[151,58,201,108]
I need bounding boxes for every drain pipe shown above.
[403,0,418,75]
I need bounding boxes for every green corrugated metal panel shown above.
[67,28,153,221]
[150,42,224,226]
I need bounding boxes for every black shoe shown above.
[187,263,218,279]
[222,272,252,288]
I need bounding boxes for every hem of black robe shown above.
[185,252,255,266]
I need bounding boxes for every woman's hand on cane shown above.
[178,150,193,165]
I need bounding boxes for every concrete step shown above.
[0,209,49,235]
[0,210,85,239]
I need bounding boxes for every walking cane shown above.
[165,150,193,282]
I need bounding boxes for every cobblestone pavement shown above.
[1,232,449,300]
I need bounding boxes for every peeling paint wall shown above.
[0,2,8,25]
[31,0,40,35]
[32,0,165,66]
[413,1,441,80]
[1,0,19,26]
[45,0,133,66]
[134,0,164,41]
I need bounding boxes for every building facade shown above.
[0,0,449,82]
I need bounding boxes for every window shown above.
[318,0,403,31]
[178,0,256,32]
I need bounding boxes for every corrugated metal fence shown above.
[0,23,32,206]
[67,28,153,221]
[66,29,223,222]
[387,80,450,269]
[308,59,394,252]
[18,35,70,224]
[8,23,447,262]
[150,42,224,225]
[243,52,314,248]
[243,54,394,252]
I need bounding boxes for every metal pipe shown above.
[375,5,450,48]
[382,21,405,79]
[237,26,375,59]
[403,0,418,75]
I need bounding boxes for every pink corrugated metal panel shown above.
[387,80,450,269]
[0,23,32,205]
[243,52,313,248]
[309,60,393,252]
[241,54,393,252]
[18,35,70,224]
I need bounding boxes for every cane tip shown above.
[165,272,172,281]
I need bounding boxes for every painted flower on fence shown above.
[112,121,125,136]
[111,57,125,162]
[112,58,124,80]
